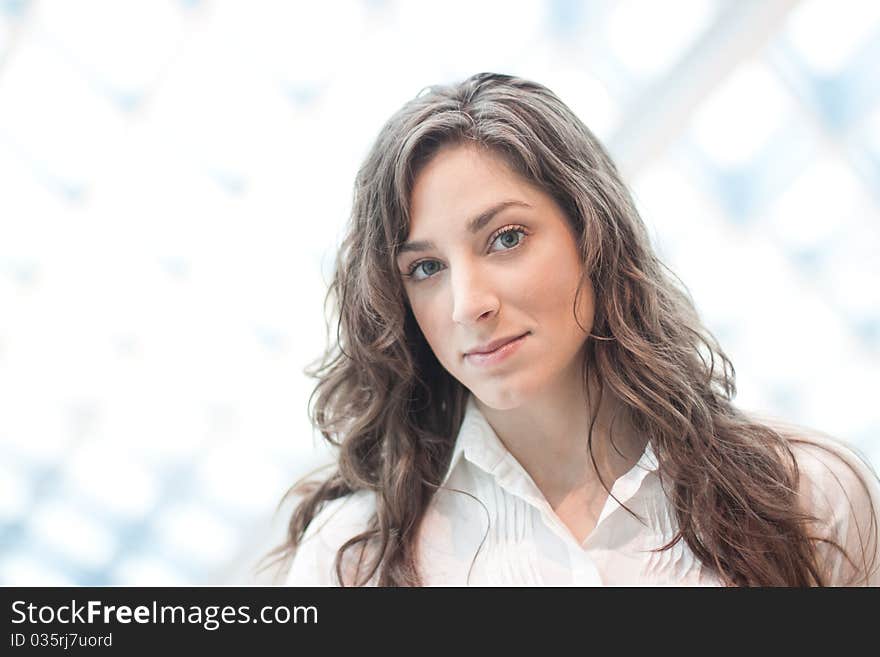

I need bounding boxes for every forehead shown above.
[407,143,541,232]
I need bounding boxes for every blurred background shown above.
[1,0,879,585]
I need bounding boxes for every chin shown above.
[469,377,542,411]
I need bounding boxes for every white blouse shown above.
[286,394,880,586]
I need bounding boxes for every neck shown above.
[473,363,646,502]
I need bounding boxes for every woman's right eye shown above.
[407,260,444,281]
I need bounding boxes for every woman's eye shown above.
[408,259,444,280]
[490,228,526,251]
[405,227,528,282]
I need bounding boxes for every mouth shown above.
[466,332,530,356]
[465,332,530,366]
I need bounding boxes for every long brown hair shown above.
[265,73,878,586]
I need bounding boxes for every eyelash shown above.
[403,224,530,282]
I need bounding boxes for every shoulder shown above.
[785,431,880,585]
[285,489,378,587]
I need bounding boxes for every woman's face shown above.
[398,143,595,410]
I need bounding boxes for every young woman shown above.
[270,73,879,586]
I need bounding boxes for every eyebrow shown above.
[397,200,532,256]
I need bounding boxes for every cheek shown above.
[518,249,589,327]
[409,296,451,355]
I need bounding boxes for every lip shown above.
[466,332,530,356]
[465,332,529,367]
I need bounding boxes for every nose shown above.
[450,262,499,326]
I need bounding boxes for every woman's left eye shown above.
[489,227,527,252]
